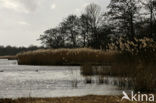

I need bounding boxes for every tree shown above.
[98,24,113,49]
[84,3,103,48]
[0,45,43,56]
[139,0,156,38]
[39,28,65,48]
[79,14,91,47]
[107,0,140,40]
[60,15,80,48]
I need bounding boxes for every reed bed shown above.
[17,48,117,65]
[80,52,156,92]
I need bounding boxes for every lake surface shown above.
[0,59,127,98]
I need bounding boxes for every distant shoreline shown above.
[0,55,17,60]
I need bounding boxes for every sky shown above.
[0,0,110,47]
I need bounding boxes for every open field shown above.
[17,48,117,65]
[0,55,17,60]
[0,95,150,103]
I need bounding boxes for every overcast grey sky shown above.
[0,0,110,47]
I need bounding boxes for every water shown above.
[0,59,126,98]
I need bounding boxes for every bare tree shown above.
[79,14,91,47]
[39,28,65,48]
[60,15,80,48]
[84,3,103,48]
[107,0,140,40]
[139,0,156,38]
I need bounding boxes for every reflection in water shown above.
[84,76,92,84]
[83,76,132,90]
[80,64,133,90]
[0,59,17,65]
[0,59,130,98]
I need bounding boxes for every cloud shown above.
[20,0,41,12]
[1,0,18,9]
[0,0,41,13]
[51,4,56,9]
[18,21,30,25]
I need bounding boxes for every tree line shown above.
[39,0,156,49]
[0,45,44,56]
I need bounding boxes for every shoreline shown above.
[1,95,156,103]
[0,56,17,60]
[0,95,130,103]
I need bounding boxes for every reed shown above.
[80,50,156,92]
[17,48,116,65]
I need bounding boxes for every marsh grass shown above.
[0,95,143,103]
[80,64,112,76]
[17,48,116,65]
[131,64,156,92]
[80,50,156,92]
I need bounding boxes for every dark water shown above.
[0,59,129,98]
